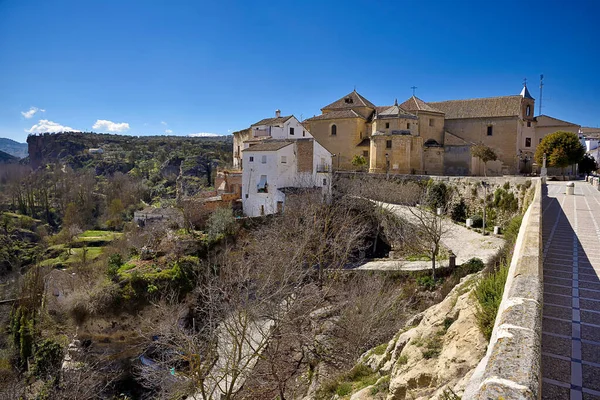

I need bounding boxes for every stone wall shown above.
[463,178,544,399]
[305,117,366,170]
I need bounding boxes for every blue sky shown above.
[1,0,599,143]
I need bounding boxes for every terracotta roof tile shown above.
[251,116,293,126]
[305,109,366,121]
[241,139,294,152]
[321,90,376,110]
[399,96,444,114]
[428,96,523,119]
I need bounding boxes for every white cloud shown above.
[188,132,222,137]
[92,119,130,132]
[26,119,77,133]
[161,121,168,126]
[21,107,45,119]
[165,129,173,134]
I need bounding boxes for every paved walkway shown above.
[357,202,504,271]
[542,182,600,399]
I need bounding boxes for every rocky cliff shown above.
[346,272,487,400]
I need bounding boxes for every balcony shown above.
[316,164,332,173]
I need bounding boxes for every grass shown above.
[371,343,388,356]
[318,364,379,399]
[473,265,509,340]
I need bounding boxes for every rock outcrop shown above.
[356,273,487,400]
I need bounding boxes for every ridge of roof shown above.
[399,96,444,114]
[321,90,376,111]
[305,109,366,121]
[251,115,293,127]
[535,114,579,127]
[241,139,295,152]
[428,96,523,119]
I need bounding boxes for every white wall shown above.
[251,116,312,140]
[241,139,333,217]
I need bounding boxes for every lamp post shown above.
[385,153,390,179]
[481,181,488,236]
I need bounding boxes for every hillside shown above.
[0,149,18,164]
[0,138,28,159]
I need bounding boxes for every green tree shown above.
[351,155,368,171]
[471,144,497,176]
[579,153,598,175]
[535,131,585,175]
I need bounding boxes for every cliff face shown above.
[346,273,487,400]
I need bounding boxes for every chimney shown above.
[275,109,281,118]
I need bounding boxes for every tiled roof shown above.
[399,96,444,114]
[305,109,366,121]
[582,127,600,134]
[428,96,523,119]
[242,139,294,152]
[520,86,534,99]
[375,105,417,119]
[251,116,293,126]
[321,90,376,110]
[535,115,579,127]
[356,138,370,147]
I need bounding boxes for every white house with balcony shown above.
[241,136,332,217]
[233,110,314,169]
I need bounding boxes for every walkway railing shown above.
[464,177,544,399]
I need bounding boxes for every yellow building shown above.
[291,86,581,176]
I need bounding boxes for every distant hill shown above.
[0,138,28,159]
[0,150,18,164]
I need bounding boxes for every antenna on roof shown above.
[539,74,544,116]
[411,86,418,96]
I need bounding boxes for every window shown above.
[331,124,337,136]
[257,175,268,193]
[261,155,267,164]
[407,123,411,129]
[303,130,306,137]
[429,119,434,127]
[249,156,254,162]
[323,178,327,186]
[281,155,287,163]
[363,150,369,157]
[385,122,390,129]
[245,194,248,199]
[487,126,493,136]
[386,140,392,149]
[290,127,295,135]
[527,121,531,127]
[539,138,542,144]
[526,105,531,117]
[525,137,531,147]
[260,205,265,216]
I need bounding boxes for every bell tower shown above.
[520,81,535,121]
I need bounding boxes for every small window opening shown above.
[363,150,369,157]
[407,123,411,129]
[281,155,287,163]
[249,156,254,162]
[386,140,392,149]
[487,126,493,136]
[261,155,267,164]
[385,122,390,129]
[331,124,337,135]
[429,119,434,127]
[525,137,531,147]
[290,127,294,135]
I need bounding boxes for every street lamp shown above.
[385,153,390,179]
[481,181,488,235]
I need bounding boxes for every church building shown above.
[303,86,580,176]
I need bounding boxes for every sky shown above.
[1,0,599,143]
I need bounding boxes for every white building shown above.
[233,111,313,169]
[241,137,332,217]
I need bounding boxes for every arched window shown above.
[526,105,531,117]
[331,124,337,136]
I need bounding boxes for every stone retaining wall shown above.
[463,177,544,399]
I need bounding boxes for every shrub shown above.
[425,182,449,210]
[470,215,483,228]
[493,189,518,212]
[474,265,509,340]
[416,275,438,291]
[503,215,523,245]
[207,207,236,240]
[32,339,63,379]
[450,199,467,222]
[107,253,123,277]
[460,258,485,274]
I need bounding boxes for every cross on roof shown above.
[411,86,418,96]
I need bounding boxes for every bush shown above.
[107,253,123,277]
[207,207,236,240]
[493,189,518,212]
[460,258,485,274]
[470,215,483,228]
[503,215,523,245]
[416,275,438,291]
[425,182,449,210]
[474,265,509,340]
[450,199,467,222]
[32,340,63,379]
